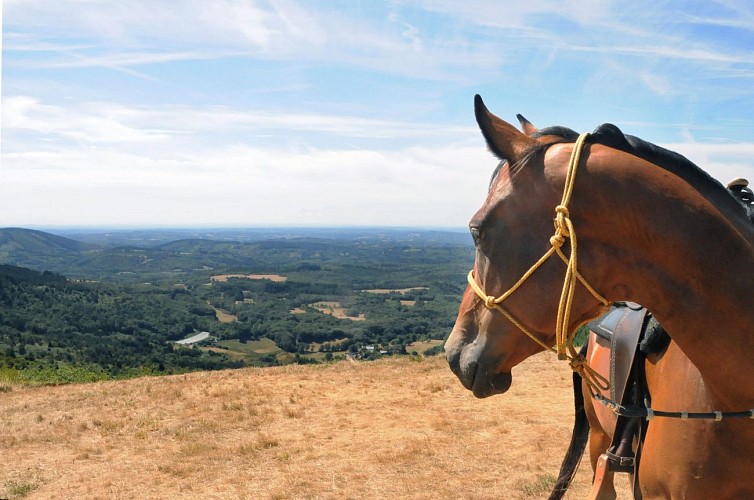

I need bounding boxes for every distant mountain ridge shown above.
[48,227,471,247]
[0,227,473,281]
[0,228,102,272]
[0,227,98,253]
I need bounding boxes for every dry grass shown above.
[310,302,365,321]
[0,353,631,499]
[213,308,238,323]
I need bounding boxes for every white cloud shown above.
[640,72,673,96]
[4,0,277,48]
[3,96,169,143]
[0,141,492,227]
[14,49,250,70]
[2,95,478,145]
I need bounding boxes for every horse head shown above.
[445,96,609,398]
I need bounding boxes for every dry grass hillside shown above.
[1,354,632,499]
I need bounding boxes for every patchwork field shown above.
[362,287,429,294]
[0,354,632,499]
[203,339,294,364]
[210,274,288,282]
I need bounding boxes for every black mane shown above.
[532,126,580,142]
[589,123,726,195]
[534,122,749,222]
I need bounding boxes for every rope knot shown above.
[568,355,586,372]
[550,233,566,247]
[554,205,571,235]
[569,353,610,392]
[484,296,497,309]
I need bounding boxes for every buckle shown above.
[606,450,635,473]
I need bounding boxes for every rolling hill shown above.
[0,227,473,282]
[0,227,99,263]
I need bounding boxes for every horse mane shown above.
[533,123,751,224]
[532,126,580,142]
[590,123,725,192]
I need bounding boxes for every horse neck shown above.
[568,145,754,406]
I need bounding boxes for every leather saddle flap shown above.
[589,301,643,342]
[588,303,647,404]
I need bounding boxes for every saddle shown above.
[588,302,646,408]
[584,302,669,500]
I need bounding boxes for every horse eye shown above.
[469,226,482,245]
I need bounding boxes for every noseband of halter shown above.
[467,132,610,393]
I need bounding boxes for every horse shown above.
[514,117,742,499]
[444,95,754,499]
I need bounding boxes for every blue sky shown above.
[3,0,754,228]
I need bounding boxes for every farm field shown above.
[210,274,288,283]
[407,339,444,354]
[207,339,293,364]
[0,353,631,499]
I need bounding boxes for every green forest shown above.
[0,228,473,384]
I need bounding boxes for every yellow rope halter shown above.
[467,132,610,393]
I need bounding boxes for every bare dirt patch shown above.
[311,301,365,321]
[0,354,631,499]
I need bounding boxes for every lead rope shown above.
[467,132,610,393]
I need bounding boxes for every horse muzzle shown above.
[445,329,513,398]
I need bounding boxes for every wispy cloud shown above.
[3,0,500,81]
[2,96,478,145]
[12,49,251,70]
[3,97,169,143]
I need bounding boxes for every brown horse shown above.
[445,96,754,498]
[515,119,730,499]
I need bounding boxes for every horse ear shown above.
[474,95,538,162]
[516,114,538,136]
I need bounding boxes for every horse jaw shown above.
[445,322,514,398]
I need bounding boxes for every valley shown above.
[0,227,472,383]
